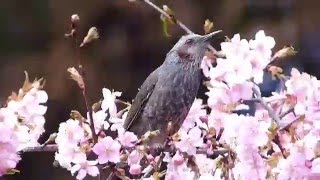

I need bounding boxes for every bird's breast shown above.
[142,66,201,132]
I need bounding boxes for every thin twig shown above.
[82,88,98,144]
[216,128,224,141]
[75,41,98,143]
[252,85,281,125]
[20,144,58,152]
[141,0,218,53]
[106,172,114,180]
[115,99,131,107]
[279,107,294,119]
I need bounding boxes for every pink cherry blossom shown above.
[165,152,195,180]
[118,131,138,148]
[181,99,207,131]
[220,33,250,59]
[274,145,311,179]
[92,136,121,164]
[55,119,85,145]
[200,56,213,78]
[285,68,318,115]
[87,110,110,134]
[233,147,267,180]
[0,80,48,176]
[222,56,253,86]
[109,116,125,133]
[206,82,253,113]
[249,30,275,59]
[101,88,121,115]
[127,150,143,165]
[71,160,99,180]
[172,151,184,166]
[175,127,204,155]
[0,143,20,176]
[194,154,217,175]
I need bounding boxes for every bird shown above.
[123,31,221,152]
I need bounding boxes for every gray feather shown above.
[123,68,159,131]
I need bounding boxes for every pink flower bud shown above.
[305,160,312,169]
[172,152,184,166]
[129,164,141,175]
[206,140,212,145]
[71,14,80,24]
[146,154,154,162]
[154,156,160,164]
[99,131,106,138]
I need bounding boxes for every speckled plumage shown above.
[123,32,220,149]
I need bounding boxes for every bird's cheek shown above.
[177,49,191,59]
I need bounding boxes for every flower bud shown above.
[67,67,84,89]
[71,14,80,24]
[146,154,154,162]
[129,164,141,175]
[273,46,297,59]
[172,152,184,166]
[204,19,214,34]
[80,27,99,47]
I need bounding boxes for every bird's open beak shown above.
[200,30,222,42]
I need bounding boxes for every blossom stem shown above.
[252,85,281,125]
[140,0,218,53]
[21,144,58,152]
[114,99,131,107]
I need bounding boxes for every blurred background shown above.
[0,0,319,179]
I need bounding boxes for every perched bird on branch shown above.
[123,31,221,151]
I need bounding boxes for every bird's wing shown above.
[123,68,159,131]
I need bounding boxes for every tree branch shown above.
[141,0,218,53]
[20,144,58,153]
[196,149,229,158]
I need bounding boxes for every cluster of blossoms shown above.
[197,30,320,179]
[3,30,320,180]
[54,30,297,180]
[0,74,48,176]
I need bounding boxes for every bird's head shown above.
[166,30,221,65]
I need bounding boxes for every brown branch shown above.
[141,0,218,53]
[196,149,229,157]
[252,85,281,125]
[20,144,58,153]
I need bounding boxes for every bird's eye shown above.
[185,39,193,45]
